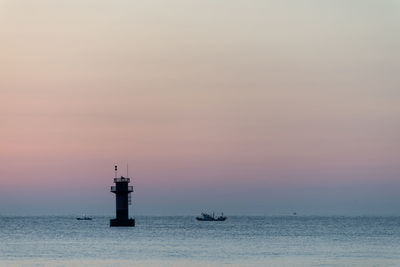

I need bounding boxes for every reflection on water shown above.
[0,216,399,266]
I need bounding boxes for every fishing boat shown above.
[76,215,92,220]
[196,212,226,221]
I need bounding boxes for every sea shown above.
[0,216,399,267]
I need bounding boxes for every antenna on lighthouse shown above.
[127,164,129,178]
[114,164,118,178]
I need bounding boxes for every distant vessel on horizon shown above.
[76,215,92,221]
[196,212,227,221]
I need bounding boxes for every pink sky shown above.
[1,0,400,215]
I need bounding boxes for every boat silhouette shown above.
[76,215,92,220]
[196,212,226,221]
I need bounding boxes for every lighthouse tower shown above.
[110,165,135,227]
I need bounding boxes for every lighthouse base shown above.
[110,218,135,227]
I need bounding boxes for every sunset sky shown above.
[1,0,399,215]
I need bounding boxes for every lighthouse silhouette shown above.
[110,165,135,227]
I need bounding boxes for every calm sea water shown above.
[0,216,399,266]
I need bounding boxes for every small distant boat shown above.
[196,212,226,221]
[76,216,92,220]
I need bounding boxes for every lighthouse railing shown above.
[110,186,133,192]
[114,177,130,183]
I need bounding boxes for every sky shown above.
[1,0,400,215]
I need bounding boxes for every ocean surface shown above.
[0,216,399,267]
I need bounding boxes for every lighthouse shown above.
[110,165,135,227]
